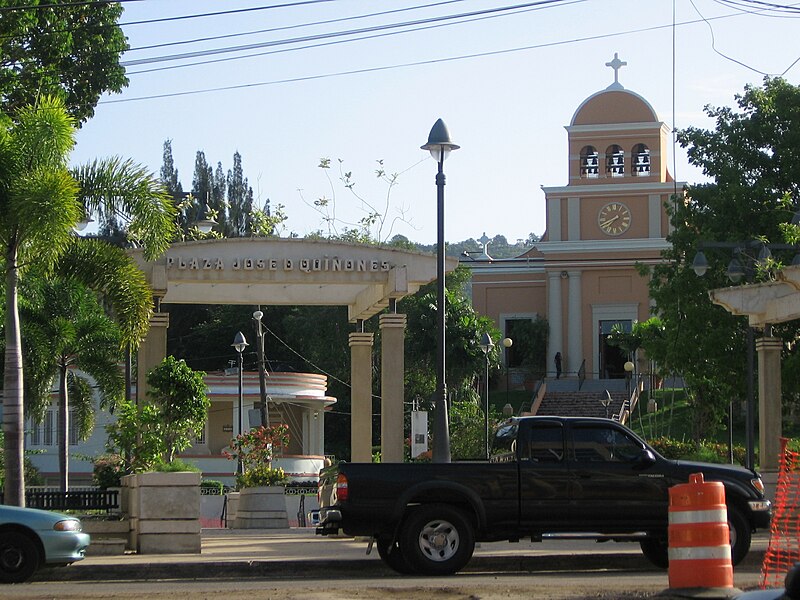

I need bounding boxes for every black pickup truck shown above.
[317,416,771,575]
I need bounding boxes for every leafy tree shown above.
[105,400,165,474]
[400,266,502,410]
[145,356,209,463]
[0,96,175,506]
[19,275,124,491]
[0,0,128,124]
[645,77,800,440]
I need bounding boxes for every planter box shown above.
[233,486,288,529]
[123,472,201,554]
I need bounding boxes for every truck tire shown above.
[728,504,751,566]
[376,536,415,574]
[400,504,475,576]
[0,531,40,583]
[640,536,669,569]
[640,504,752,569]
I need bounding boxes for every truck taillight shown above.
[336,472,349,502]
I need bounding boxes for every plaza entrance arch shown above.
[131,238,455,462]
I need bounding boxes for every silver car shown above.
[0,505,90,583]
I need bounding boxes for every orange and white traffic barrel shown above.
[668,472,734,590]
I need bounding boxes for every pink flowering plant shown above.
[225,424,290,488]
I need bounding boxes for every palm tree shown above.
[0,97,176,505]
[20,276,125,491]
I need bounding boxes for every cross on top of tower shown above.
[605,52,627,90]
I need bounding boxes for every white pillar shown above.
[567,270,583,375]
[547,271,563,377]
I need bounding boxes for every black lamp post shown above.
[479,332,495,460]
[422,118,460,463]
[252,310,269,427]
[232,331,248,473]
[692,240,800,470]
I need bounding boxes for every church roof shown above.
[570,88,659,127]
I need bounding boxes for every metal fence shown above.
[0,489,119,513]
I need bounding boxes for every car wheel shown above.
[376,536,416,574]
[728,504,752,566]
[399,504,475,576]
[0,531,40,583]
[640,535,669,569]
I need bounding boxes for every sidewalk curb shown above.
[33,551,765,583]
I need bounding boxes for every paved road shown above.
[9,529,770,599]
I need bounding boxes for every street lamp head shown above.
[624,361,635,373]
[479,332,494,354]
[502,337,513,348]
[421,118,460,162]
[692,250,709,277]
[74,214,94,232]
[232,331,248,353]
[726,257,745,283]
[757,243,772,263]
[253,310,263,322]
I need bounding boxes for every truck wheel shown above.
[376,536,415,574]
[728,505,751,566]
[400,504,475,576]
[640,535,669,569]
[0,531,40,583]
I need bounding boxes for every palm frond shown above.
[72,157,178,260]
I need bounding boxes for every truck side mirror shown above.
[634,449,656,469]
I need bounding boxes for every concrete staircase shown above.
[81,517,129,556]
[532,390,628,420]
[527,377,631,421]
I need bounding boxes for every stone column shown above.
[547,271,563,377]
[380,313,407,463]
[567,271,582,375]
[756,336,783,472]
[349,331,374,462]
[136,311,169,404]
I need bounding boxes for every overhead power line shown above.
[120,0,575,67]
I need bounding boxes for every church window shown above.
[605,145,625,177]
[580,146,599,178]
[632,144,650,176]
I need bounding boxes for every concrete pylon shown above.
[349,332,374,463]
[757,336,783,472]
[380,314,406,463]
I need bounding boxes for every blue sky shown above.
[71,0,800,245]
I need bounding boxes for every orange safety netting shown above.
[760,438,800,589]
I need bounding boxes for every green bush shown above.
[648,437,746,465]
[200,479,224,493]
[235,465,288,489]
[92,453,126,489]
[153,458,200,473]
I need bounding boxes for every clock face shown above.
[598,202,631,236]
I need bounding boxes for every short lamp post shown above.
[624,360,635,397]
[692,240,800,470]
[252,310,269,427]
[479,332,495,460]
[600,391,612,419]
[502,337,513,408]
[422,118,460,463]
[232,331,248,474]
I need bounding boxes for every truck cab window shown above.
[571,425,643,463]
[528,424,564,462]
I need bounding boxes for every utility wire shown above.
[120,0,575,67]
[126,1,581,75]
[127,0,472,53]
[100,10,763,104]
